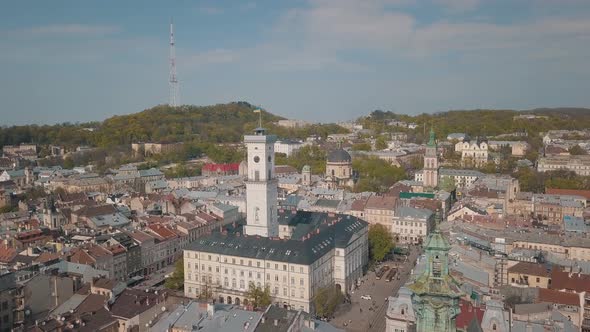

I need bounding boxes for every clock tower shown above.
[408,211,462,332]
[243,127,279,238]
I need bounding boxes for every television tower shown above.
[169,18,179,107]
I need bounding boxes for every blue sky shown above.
[1,0,590,125]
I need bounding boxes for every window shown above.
[283,287,287,296]
[240,259,244,265]
[248,260,252,266]
[257,261,261,268]
[492,323,497,330]
[283,264,287,271]
[240,280,245,289]
[291,277,295,285]
[224,277,229,287]
[300,278,304,286]
[300,267,304,273]
[232,279,236,288]
[257,272,261,279]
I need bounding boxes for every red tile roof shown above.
[455,300,485,330]
[365,195,397,210]
[350,198,368,211]
[202,163,240,173]
[550,269,590,293]
[538,288,580,306]
[147,224,178,239]
[508,262,552,278]
[0,245,17,264]
[546,188,590,201]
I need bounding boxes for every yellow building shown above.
[507,262,552,288]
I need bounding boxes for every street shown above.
[330,247,421,332]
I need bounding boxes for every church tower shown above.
[408,211,462,332]
[302,165,311,186]
[244,127,279,238]
[423,128,439,188]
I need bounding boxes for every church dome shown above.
[327,148,351,163]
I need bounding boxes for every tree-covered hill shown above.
[0,102,350,150]
[361,108,590,143]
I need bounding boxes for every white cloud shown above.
[185,0,590,72]
[13,24,120,37]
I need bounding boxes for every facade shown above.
[407,225,462,332]
[532,194,585,224]
[391,207,434,245]
[183,128,369,314]
[364,195,397,228]
[274,139,304,157]
[415,169,483,189]
[423,129,439,188]
[456,138,488,167]
[538,155,590,176]
[507,262,552,288]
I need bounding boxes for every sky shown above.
[1,0,590,125]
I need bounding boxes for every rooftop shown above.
[186,212,367,265]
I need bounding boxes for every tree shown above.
[164,258,184,290]
[246,282,272,309]
[368,224,395,262]
[569,144,587,155]
[351,142,372,151]
[375,136,388,150]
[63,157,75,169]
[439,175,456,192]
[353,156,407,193]
[313,285,343,318]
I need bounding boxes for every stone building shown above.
[325,147,354,189]
[183,128,369,313]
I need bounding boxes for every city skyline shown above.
[1,0,590,125]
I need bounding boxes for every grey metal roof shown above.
[327,148,351,163]
[395,206,433,220]
[186,212,367,265]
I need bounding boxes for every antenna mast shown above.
[169,18,179,107]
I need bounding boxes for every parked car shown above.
[361,295,372,300]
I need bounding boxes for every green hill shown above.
[0,101,351,150]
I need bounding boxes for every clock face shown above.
[254,156,260,163]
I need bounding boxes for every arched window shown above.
[492,323,497,330]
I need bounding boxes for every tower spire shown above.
[169,18,179,107]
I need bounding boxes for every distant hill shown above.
[521,107,590,117]
[360,107,590,144]
[0,102,348,149]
